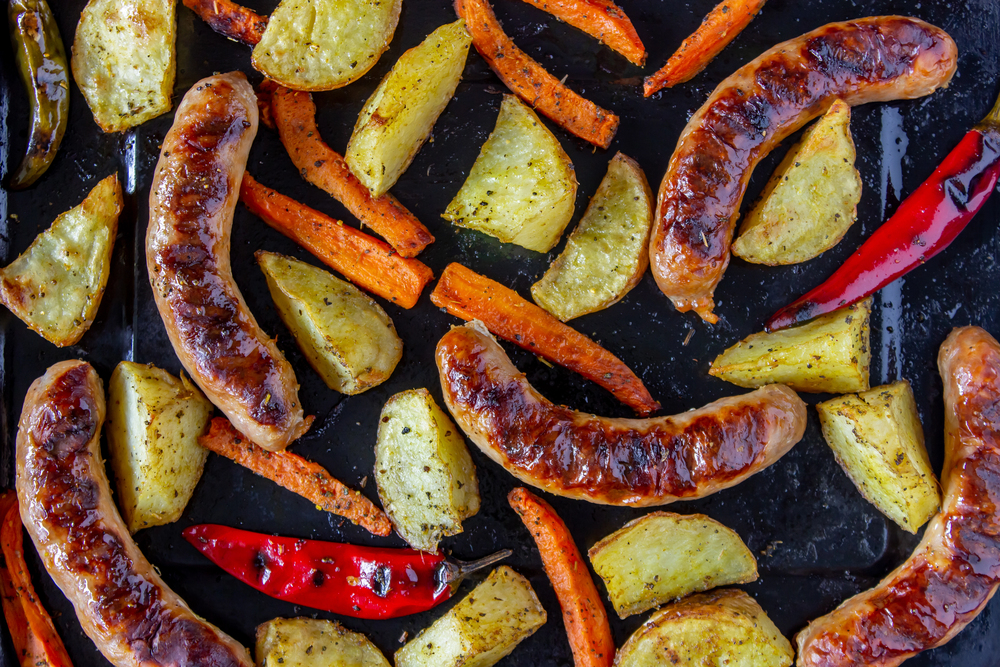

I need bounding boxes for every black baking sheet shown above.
[1,0,999,665]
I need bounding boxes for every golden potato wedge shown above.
[252,0,401,92]
[106,362,214,533]
[0,174,121,347]
[257,618,390,667]
[531,152,653,321]
[614,589,793,667]
[817,380,940,532]
[71,0,176,132]
[733,100,862,265]
[346,20,472,196]
[709,298,871,393]
[443,95,577,253]
[588,511,757,619]
[258,251,402,394]
[375,388,480,552]
[395,566,546,667]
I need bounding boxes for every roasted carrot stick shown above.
[271,86,434,258]
[200,418,392,537]
[508,488,614,667]
[240,174,433,309]
[518,0,646,66]
[644,0,767,96]
[455,0,619,149]
[182,0,268,46]
[431,263,659,415]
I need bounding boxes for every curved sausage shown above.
[650,16,957,323]
[15,360,254,667]
[436,322,807,506]
[147,72,310,451]
[796,326,1000,666]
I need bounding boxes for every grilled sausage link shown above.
[147,71,310,451]
[796,326,1000,666]
[436,322,807,506]
[15,360,254,667]
[651,16,957,323]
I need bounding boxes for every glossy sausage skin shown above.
[436,322,807,506]
[147,72,310,451]
[651,17,957,323]
[15,360,253,667]
[796,327,1000,666]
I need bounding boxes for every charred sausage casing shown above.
[436,322,807,506]
[15,360,254,667]
[796,326,1000,666]
[147,71,310,451]
[651,16,957,323]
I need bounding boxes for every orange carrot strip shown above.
[455,0,619,149]
[508,488,614,667]
[644,0,767,96]
[182,0,268,46]
[271,86,434,258]
[256,79,277,130]
[431,263,659,415]
[240,174,433,309]
[517,0,646,66]
[200,418,392,537]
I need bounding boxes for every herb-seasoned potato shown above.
[614,589,793,667]
[443,95,577,253]
[375,388,480,552]
[709,298,871,393]
[252,0,401,92]
[531,152,653,321]
[588,512,757,619]
[106,361,214,533]
[817,380,940,532]
[0,174,121,347]
[733,100,861,265]
[347,20,472,196]
[257,618,390,667]
[258,251,402,394]
[71,0,176,132]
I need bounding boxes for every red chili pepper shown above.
[766,88,1000,332]
[182,524,510,619]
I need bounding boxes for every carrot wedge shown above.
[271,86,434,258]
[517,0,646,66]
[644,0,767,96]
[455,0,619,149]
[508,488,614,667]
[240,174,433,309]
[431,263,659,415]
[182,0,268,46]
[200,418,392,537]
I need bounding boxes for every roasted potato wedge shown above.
[258,251,402,394]
[106,362,214,533]
[709,298,871,393]
[531,152,653,321]
[443,95,577,253]
[375,388,480,552]
[395,566,546,667]
[71,0,176,132]
[347,20,472,196]
[614,589,793,667]
[257,617,390,667]
[589,511,757,619]
[817,380,940,532]
[252,0,401,92]
[0,174,121,347]
[733,99,861,265]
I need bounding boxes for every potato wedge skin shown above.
[395,566,546,667]
[710,298,871,393]
[106,362,214,533]
[817,380,940,533]
[589,511,757,618]
[258,251,402,395]
[347,20,471,196]
[256,618,390,667]
[532,152,653,321]
[443,95,577,253]
[375,388,480,552]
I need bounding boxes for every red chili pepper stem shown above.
[977,85,1000,131]
[436,548,513,594]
